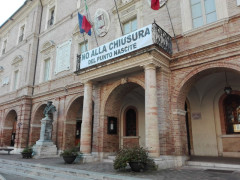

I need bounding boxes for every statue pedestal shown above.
[33,115,58,158]
[33,142,58,159]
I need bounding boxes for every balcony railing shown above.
[75,23,172,72]
[48,18,54,27]
[76,54,81,72]
[19,34,24,43]
[152,23,172,55]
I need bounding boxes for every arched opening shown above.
[64,97,84,150]
[2,110,18,147]
[174,66,240,157]
[29,104,46,146]
[185,100,193,155]
[125,107,137,136]
[103,82,145,153]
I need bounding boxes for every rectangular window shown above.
[123,18,137,35]
[44,59,50,82]
[19,25,25,43]
[2,40,7,55]
[79,41,88,54]
[48,7,55,27]
[13,70,19,90]
[191,0,216,28]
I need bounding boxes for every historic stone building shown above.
[1,0,240,168]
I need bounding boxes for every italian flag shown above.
[151,0,160,10]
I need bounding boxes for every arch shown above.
[173,62,240,111]
[102,82,145,153]
[2,110,18,147]
[171,62,240,156]
[100,77,145,115]
[64,94,84,118]
[29,104,47,146]
[63,96,84,149]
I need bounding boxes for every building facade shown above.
[0,0,240,168]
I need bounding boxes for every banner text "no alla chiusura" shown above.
[80,24,153,69]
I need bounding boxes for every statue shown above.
[43,101,56,117]
[33,101,58,158]
[37,101,57,142]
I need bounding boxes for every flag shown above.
[78,13,91,36]
[151,0,160,10]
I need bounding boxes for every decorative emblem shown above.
[147,0,168,8]
[94,9,110,37]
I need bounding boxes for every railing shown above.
[76,54,81,72]
[75,23,172,72]
[19,34,24,43]
[48,18,54,27]
[2,48,5,55]
[152,23,172,55]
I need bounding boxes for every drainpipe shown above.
[26,0,43,147]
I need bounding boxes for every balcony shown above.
[75,23,172,73]
[19,34,24,43]
[48,18,54,28]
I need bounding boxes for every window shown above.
[48,7,55,27]
[44,59,50,82]
[123,18,137,35]
[2,40,7,55]
[79,41,88,54]
[191,0,217,28]
[125,108,137,136]
[13,70,19,90]
[19,25,25,43]
[224,95,240,134]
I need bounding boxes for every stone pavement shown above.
[0,154,240,180]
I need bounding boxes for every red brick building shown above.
[0,0,240,168]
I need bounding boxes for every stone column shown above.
[172,109,188,156]
[144,63,160,157]
[80,81,93,154]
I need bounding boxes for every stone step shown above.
[0,158,144,180]
[186,161,240,171]
[102,159,114,163]
[108,156,116,160]
[0,162,91,180]
[102,156,116,163]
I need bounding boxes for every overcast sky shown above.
[0,0,26,26]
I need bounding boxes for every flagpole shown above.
[165,3,179,52]
[113,0,124,36]
[84,0,99,47]
[82,32,88,51]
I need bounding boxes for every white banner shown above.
[80,24,153,69]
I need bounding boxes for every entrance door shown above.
[75,120,82,146]
[122,107,139,147]
[11,117,17,146]
[185,101,193,155]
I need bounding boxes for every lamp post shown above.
[224,72,232,95]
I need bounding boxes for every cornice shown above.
[0,0,39,34]
[112,0,140,14]
[170,33,240,70]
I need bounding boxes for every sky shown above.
[0,0,26,26]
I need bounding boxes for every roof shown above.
[0,0,29,29]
